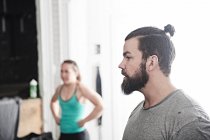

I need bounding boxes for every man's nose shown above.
[118,60,124,69]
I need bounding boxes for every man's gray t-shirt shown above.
[122,89,210,140]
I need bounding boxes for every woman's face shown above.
[60,63,77,84]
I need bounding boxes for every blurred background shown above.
[0,0,210,139]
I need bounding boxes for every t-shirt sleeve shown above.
[172,118,210,140]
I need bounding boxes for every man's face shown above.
[118,38,149,95]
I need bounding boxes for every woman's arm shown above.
[78,82,104,127]
[50,87,61,125]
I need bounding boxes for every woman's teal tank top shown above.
[58,89,85,133]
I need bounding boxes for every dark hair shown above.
[62,59,81,81]
[125,24,175,76]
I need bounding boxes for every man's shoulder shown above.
[172,117,210,139]
[166,89,201,111]
[165,90,210,132]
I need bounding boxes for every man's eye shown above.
[125,56,131,60]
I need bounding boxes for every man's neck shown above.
[141,77,176,109]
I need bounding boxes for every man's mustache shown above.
[121,70,128,77]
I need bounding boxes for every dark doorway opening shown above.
[0,0,38,99]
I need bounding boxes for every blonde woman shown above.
[51,59,103,140]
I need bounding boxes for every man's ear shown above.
[146,55,159,71]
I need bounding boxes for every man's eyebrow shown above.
[123,51,131,57]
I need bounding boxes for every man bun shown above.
[164,24,175,37]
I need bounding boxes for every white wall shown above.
[110,0,210,139]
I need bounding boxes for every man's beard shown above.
[121,62,149,95]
